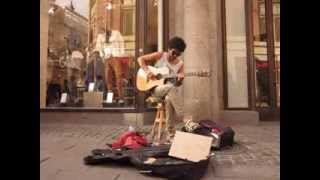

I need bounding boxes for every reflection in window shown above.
[273,0,280,107]
[252,0,280,108]
[252,0,270,108]
[144,0,159,109]
[46,2,88,107]
[147,0,158,53]
[46,0,137,108]
[122,8,134,36]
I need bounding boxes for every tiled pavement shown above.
[40,121,280,180]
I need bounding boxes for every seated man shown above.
[137,37,187,143]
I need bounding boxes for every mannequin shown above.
[95,28,107,59]
[104,30,127,104]
[85,51,105,91]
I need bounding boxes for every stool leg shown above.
[151,110,160,139]
[151,110,160,140]
[157,109,164,142]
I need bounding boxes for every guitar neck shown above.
[185,72,200,76]
[164,72,209,78]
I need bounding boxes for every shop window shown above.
[251,0,280,108]
[223,0,249,108]
[273,0,280,107]
[45,0,137,109]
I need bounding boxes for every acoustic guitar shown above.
[136,66,210,91]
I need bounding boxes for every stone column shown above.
[169,0,184,39]
[183,0,220,121]
[40,0,49,108]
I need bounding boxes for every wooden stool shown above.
[150,102,166,144]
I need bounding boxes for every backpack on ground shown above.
[182,119,235,149]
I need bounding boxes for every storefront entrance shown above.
[248,0,280,120]
[222,0,280,121]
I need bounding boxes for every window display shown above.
[46,0,137,108]
[252,0,280,108]
[252,0,270,108]
[144,0,159,109]
[273,0,280,107]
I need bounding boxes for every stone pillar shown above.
[209,0,224,120]
[169,0,184,39]
[40,0,49,108]
[183,0,220,121]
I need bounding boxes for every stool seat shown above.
[154,118,166,123]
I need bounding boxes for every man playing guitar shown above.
[137,37,186,144]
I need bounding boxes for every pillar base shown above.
[220,110,259,125]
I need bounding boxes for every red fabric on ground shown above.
[111,131,148,149]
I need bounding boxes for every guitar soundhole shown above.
[156,74,162,80]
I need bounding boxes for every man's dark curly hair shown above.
[168,36,186,52]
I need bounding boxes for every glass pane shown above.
[225,0,249,108]
[145,0,159,109]
[146,0,158,53]
[252,0,270,108]
[273,0,280,107]
[46,0,137,108]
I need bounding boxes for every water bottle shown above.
[128,125,135,132]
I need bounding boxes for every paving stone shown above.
[41,121,279,180]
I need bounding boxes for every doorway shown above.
[248,0,280,120]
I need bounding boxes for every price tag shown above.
[60,93,68,104]
[88,82,95,92]
[106,92,114,103]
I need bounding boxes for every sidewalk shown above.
[40,121,279,180]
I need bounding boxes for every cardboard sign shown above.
[169,131,213,162]
[60,93,68,104]
[106,92,114,103]
[88,82,95,92]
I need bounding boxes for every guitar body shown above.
[136,66,170,91]
[136,66,211,92]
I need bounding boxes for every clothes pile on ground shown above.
[83,120,235,180]
[110,131,148,149]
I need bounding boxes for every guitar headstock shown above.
[195,70,211,77]
[185,70,211,77]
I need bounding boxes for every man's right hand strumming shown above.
[137,52,163,80]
